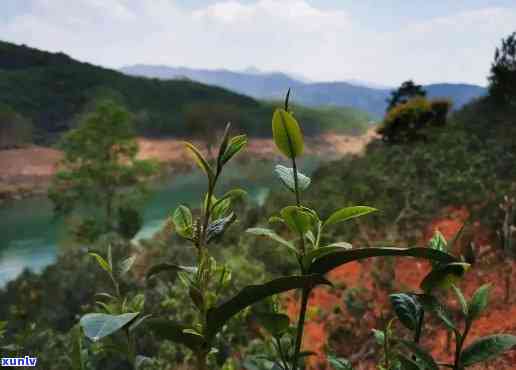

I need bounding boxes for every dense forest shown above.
[0,41,370,146]
[0,26,516,370]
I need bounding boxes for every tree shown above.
[0,105,33,149]
[48,100,158,242]
[489,31,516,108]
[387,80,427,112]
[377,97,452,143]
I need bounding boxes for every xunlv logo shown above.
[1,357,38,367]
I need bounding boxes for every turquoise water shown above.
[0,158,320,286]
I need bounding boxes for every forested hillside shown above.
[0,41,370,145]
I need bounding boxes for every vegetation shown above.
[386,80,427,112]
[48,100,158,242]
[377,97,451,143]
[0,41,370,144]
[0,104,33,149]
[1,30,516,370]
[489,31,516,108]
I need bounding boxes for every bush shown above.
[377,97,451,143]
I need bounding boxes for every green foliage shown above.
[382,232,515,369]
[377,96,451,143]
[0,104,33,149]
[0,41,371,143]
[48,100,158,241]
[386,80,427,112]
[489,31,516,108]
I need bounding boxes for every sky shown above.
[2,0,516,86]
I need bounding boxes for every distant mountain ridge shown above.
[121,65,487,117]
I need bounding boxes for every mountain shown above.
[121,65,487,118]
[0,41,371,143]
[119,64,304,99]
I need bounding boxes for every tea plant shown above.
[381,231,516,370]
[245,91,460,370]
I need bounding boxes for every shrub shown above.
[377,97,451,143]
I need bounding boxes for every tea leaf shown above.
[146,263,197,280]
[220,135,248,165]
[461,334,516,366]
[323,206,377,228]
[207,212,236,243]
[417,294,456,332]
[397,353,421,370]
[246,227,298,256]
[398,340,438,370]
[272,108,304,158]
[280,206,314,235]
[468,284,491,322]
[184,141,214,183]
[302,243,352,271]
[420,263,470,293]
[310,247,458,275]
[172,205,193,239]
[390,293,423,332]
[145,318,205,351]
[327,355,354,370]
[119,255,136,276]
[80,312,139,342]
[211,189,247,212]
[274,164,311,192]
[88,253,112,274]
[206,274,330,338]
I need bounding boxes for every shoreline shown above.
[0,130,377,203]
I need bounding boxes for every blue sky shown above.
[2,0,516,86]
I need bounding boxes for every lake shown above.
[0,158,319,286]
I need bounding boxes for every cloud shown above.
[1,0,515,85]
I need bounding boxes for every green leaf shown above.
[71,325,85,370]
[172,205,193,239]
[184,141,214,183]
[206,274,330,338]
[390,293,423,332]
[211,189,247,212]
[217,122,232,169]
[399,340,438,370]
[468,284,491,322]
[246,227,298,256]
[323,206,378,228]
[145,318,205,351]
[274,164,311,192]
[309,247,458,275]
[302,243,352,271]
[80,312,139,342]
[129,314,152,333]
[452,285,469,317]
[220,134,248,165]
[119,255,136,275]
[397,353,422,370]
[207,212,236,243]
[146,263,197,280]
[327,355,354,370]
[88,252,112,274]
[428,230,448,267]
[280,206,313,235]
[372,329,385,345]
[420,263,470,293]
[272,108,304,158]
[417,294,456,332]
[461,334,516,367]
[255,313,290,336]
[211,198,231,221]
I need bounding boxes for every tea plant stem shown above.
[292,286,310,370]
[453,322,471,370]
[275,336,290,370]
[292,156,301,206]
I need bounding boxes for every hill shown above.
[0,41,371,144]
[121,64,487,117]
